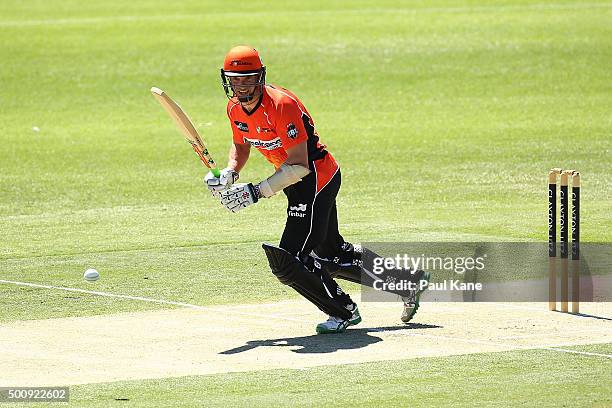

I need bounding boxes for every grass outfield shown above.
[1,0,610,321]
[61,345,612,407]
[0,1,610,406]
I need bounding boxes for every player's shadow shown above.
[220,323,441,355]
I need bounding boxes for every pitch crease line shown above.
[544,348,612,359]
[404,332,612,359]
[0,279,309,323]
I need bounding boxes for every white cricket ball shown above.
[84,268,100,282]
[33,126,40,132]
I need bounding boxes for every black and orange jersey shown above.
[226,84,338,192]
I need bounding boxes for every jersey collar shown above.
[241,90,265,116]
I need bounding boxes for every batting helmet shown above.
[221,46,266,101]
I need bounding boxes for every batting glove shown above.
[204,167,239,198]
[220,183,262,212]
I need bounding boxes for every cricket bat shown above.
[150,87,220,177]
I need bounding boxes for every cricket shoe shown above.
[316,303,362,334]
[400,270,431,324]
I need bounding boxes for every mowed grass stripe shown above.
[0,2,611,27]
[66,344,612,407]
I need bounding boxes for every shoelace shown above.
[325,316,344,324]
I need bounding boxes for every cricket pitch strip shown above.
[1,301,610,386]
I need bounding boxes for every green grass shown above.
[2,0,611,322]
[0,242,304,322]
[1,0,610,320]
[40,344,610,407]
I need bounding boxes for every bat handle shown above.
[211,167,221,178]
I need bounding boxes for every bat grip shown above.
[211,168,221,178]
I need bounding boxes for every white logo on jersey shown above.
[288,203,307,218]
[287,122,298,139]
[243,136,282,150]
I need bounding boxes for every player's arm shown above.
[284,140,308,168]
[257,141,310,197]
[227,141,251,172]
[205,107,251,195]
[219,144,310,212]
[255,101,311,198]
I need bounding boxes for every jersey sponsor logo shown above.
[257,126,274,133]
[288,203,307,218]
[243,136,282,150]
[234,121,249,132]
[289,203,307,212]
[286,122,298,139]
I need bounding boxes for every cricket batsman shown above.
[205,45,429,333]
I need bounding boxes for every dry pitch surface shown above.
[2,299,610,386]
